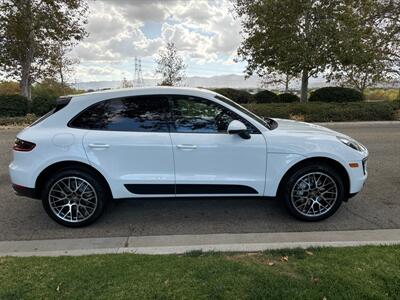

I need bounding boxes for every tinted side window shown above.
[171,96,259,134]
[69,96,170,132]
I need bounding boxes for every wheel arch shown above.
[35,160,113,199]
[277,156,350,199]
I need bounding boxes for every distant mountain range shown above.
[72,74,330,91]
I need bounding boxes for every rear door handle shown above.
[88,143,110,149]
[177,144,197,150]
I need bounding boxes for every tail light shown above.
[13,138,36,152]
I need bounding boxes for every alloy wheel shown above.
[290,172,338,217]
[48,176,98,223]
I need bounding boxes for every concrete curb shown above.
[1,229,399,257]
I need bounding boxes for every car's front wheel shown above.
[41,169,107,227]
[282,163,345,221]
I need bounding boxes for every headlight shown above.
[337,136,364,151]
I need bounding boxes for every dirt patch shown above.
[0,126,25,130]
[226,253,280,267]
[225,253,301,279]
[289,114,305,121]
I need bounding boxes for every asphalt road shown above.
[0,122,399,242]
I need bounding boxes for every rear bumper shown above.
[9,161,36,189]
[12,184,38,199]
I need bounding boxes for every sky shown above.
[71,0,247,82]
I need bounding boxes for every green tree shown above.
[155,42,186,86]
[233,0,400,100]
[327,0,400,94]
[233,0,337,102]
[0,0,88,100]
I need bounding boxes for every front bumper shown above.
[348,156,368,194]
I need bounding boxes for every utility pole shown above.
[134,57,144,87]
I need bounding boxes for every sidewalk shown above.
[1,229,399,256]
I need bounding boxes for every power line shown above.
[134,57,145,87]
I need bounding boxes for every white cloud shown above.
[160,23,216,61]
[170,0,242,55]
[74,65,127,81]
[71,0,244,80]
[102,0,170,23]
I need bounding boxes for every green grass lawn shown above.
[1,246,399,299]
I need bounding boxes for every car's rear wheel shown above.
[282,164,345,221]
[41,169,107,227]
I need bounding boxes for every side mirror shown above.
[227,120,251,139]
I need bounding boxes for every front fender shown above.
[264,153,306,197]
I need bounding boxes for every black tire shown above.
[41,168,108,227]
[281,163,345,221]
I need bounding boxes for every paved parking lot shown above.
[0,122,399,241]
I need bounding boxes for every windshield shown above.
[214,94,276,130]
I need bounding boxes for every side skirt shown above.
[124,184,258,195]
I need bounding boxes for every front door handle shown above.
[176,144,197,150]
[88,143,110,149]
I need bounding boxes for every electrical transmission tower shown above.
[134,57,144,87]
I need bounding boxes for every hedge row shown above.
[245,101,400,122]
[213,88,300,104]
[309,87,364,102]
[0,95,29,117]
[0,87,370,118]
[213,88,254,104]
[31,96,56,116]
[1,101,398,127]
[214,87,364,104]
[0,95,56,117]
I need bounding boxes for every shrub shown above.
[31,96,56,116]
[365,88,399,101]
[254,90,278,103]
[277,93,300,103]
[309,87,363,103]
[32,78,83,100]
[0,94,29,117]
[0,81,20,95]
[213,88,253,104]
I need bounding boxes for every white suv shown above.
[9,87,368,227]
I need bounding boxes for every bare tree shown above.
[52,43,80,95]
[261,70,299,92]
[120,77,133,88]
[155,42,186,86]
